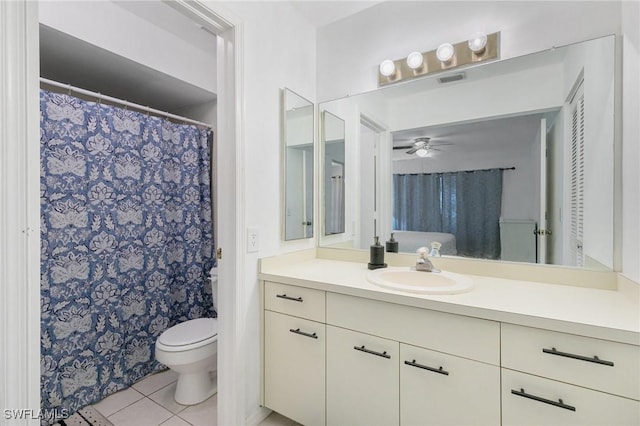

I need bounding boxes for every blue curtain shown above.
[393,169,503,259]
[39,90,216,420]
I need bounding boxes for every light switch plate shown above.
[247,227,259,253]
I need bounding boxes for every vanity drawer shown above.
[502,369,640,426]
[502,323,640,400]
[264,281,325,322]
[326,292,500,365]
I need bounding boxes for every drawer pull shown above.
[511,388,576,412]
[353,345,391,359]
[542,347,614,367]
[289,328,318,339]
[404,359,449,375]
[276,294,303,302]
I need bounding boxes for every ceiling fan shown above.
[392,137,451,157]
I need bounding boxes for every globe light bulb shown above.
[468,33,488,54]
[406,51,424,70]
[436,43,455,63]
[379,59,396,77]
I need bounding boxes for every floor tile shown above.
[108,398,173,426]
[132,369,179,396]
[160,416,192,426]
[93,387,145,418]
[177,393,217,426]
[149,383,188,414]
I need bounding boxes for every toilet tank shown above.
[499,219,536,263]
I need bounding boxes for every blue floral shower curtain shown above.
[39,90,216,420]
[393,169,503,258]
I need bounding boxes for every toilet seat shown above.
[157,318,218,352]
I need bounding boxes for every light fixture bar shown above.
[378,32,500,86]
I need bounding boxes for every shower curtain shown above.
[39,90,216,421]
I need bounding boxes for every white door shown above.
[538,118,548,264]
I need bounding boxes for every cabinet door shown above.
[327,325,399,426]
[502,369,640,426]
[264,310,325,426]
[400,344,500,426]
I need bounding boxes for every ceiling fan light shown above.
[415,148,430,157]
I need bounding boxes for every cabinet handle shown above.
[276,294,303,302]
[289,328,318,339]
[404,359,449,375]
[542,347,614,366]
[511,388,576,412]
[353,345,391,359]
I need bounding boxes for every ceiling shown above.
[289,1,382,28]
[392,113,552,160]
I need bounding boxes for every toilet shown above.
[155,269,218,405]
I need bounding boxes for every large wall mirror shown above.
[319,35,616,270]
[283,88,314,240]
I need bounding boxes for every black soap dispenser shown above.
[386,233,398,253]
[368,236,387,270]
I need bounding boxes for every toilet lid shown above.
[158,318,218,347]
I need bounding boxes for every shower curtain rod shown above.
[40,77,213,129]
[397,166,515,176]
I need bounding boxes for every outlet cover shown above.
[247,227,259,253]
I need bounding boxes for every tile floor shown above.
[91,370,296,426]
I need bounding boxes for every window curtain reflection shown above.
[393,169,503,258]
[39,90,216,422]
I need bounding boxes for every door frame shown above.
[0,1,247,425]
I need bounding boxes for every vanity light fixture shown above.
[378,32,500,86]
[468,32,488,54]
[406,51,424,70]
[436,43,455,63]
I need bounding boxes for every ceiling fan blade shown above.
[392,145,415,150]
[405,147,420,154]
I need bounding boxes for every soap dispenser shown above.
[429,241,442,257]
[385,233,399,253]
[368,236,387,270]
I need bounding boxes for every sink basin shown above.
[366,267,474,295]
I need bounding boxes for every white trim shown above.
[0,0,40,424]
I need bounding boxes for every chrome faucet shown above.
[415,247,440,273]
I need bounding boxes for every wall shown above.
[216,1,317,420]
[317,1,640,280]
[39,1,216,93]
[621,0,640,282]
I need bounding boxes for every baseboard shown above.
[245,406,272,426]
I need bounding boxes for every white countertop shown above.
[259,258,640,345]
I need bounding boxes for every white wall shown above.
[621,0,640,282]
[216,1,317,420]
[39,1,216,94]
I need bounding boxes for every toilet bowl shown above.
[155,317,218,405]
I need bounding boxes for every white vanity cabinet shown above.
[501,323,640,425]
[263,282,326,426]
[400,343,500,425]
[326,325,399,425]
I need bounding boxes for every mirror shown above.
[322,111,346,235]
[283,88,314,240]
[319,35,615,270]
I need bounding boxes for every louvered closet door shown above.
[569,82,585,267]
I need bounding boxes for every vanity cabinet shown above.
[263,282,326,426]
[326,325,399,426]
[400,343,500,425]
[501,324,640,425]
[261,280,639,426]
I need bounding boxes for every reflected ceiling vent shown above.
[438,72,466,84]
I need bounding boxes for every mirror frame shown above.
[282,87,315,241]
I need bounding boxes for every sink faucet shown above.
[415,247,440,273]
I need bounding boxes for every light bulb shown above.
[406,51,424,70]
[415,148,430,157]
[468,33,488,54]
[379,59,396,77]
[436,43,455,63]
